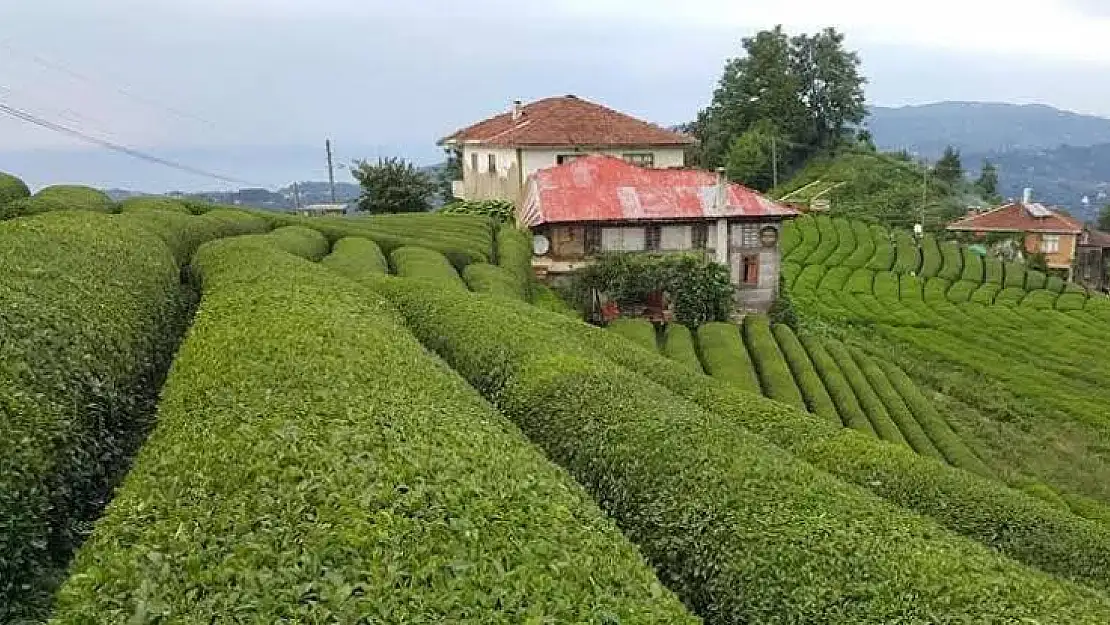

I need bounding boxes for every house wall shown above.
[729,221,782,312]
[1024,232,1078,268]
[521,147,686,178]
[459,146,522,203]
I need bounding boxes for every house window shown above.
[693,223,709,250]
[735,224,761,249]
[623,153,655,167]
[557,154,585,165]
[585,225,602,255]
[646,225,662,251]
[1042,235,1061,254]
[742,254,760,286]
[488,154,497,174]
[471,153,479,172]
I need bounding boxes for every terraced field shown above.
[5,174,1110,624]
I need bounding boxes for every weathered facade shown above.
[520,156,798,311]
[1076,227,1110,292]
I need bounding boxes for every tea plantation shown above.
[4,171,1110,623]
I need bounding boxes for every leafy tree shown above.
[436,147,463,203]
[1096,205,1110,232]
[790,28,868,151]
[933,146,963,185]
[726,120,781,191]
[351,157,436,214]
[975,160,999,198]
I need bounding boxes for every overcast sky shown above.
[3,0,1110,190]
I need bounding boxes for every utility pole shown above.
[920,159,928,234]
[292,181,301,209]
[325,139,337,204]
[771,135,779,189]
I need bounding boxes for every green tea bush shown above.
[817,265,853,291]
[495,224,533,300]
[892,230,920,274]
[463,263,526,300]
[1004,261,1026,289]
[961,247,984,282]
[0,212,183,618]
[696,322,761,394]
[608,318,658,351]
[918,234,942,278]
[873,271,900,304]
[439,198,515,223]
[825,340,908,445]
[253,225,330,260]
[773,324,840,423]
[32,185,114,213]
[971,282,1002,305]
[984,256,1004,284]
[1065,493,1110,526]
[843,220,876,268]
[865,224,895,271]
[743,315,805,408]
[938,241,963,281]
[1020,289,1059,310]
[845,268,875,294]
[370,282,1110,622]
[321,236,389,275]
[899,274,925,301]
[662,323,702,371]
[786,214,820,263]
[824,217,856,265]
[781,261,802,289]
[805,214,839,264]
[0,196,41,220]
[800,334,872,432]
[116,209,270,266]
[532,284,577,317]
[390,246,467,288]
[995,287,1027,306]
[0,171,31,206]
[1025,269,1047,290]
[923,278,952,305]
[1064,281,1086,295]
[1046,275,1067,293]
[51,242,695,624]
[946,280,977,302]
[1017,481,1070,510]
[849,348,943,459]
[780,217,802,258]
[1057,293,1088,311]
[117,196,191,214]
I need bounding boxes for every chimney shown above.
[511,99,524,121]
[715,167,728,212]
[1022,187,1033,204]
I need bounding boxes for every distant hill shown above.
[868,102,1110,157]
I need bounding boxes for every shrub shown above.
[321,237,389,275]
[995,287,1027,306]
[114,208,270,267]
[781,261,802,289]
[1057,293,1088,311]
[608,318,658,352]
[117,196,191,215]
[1004,261,1026,289]
[0,212,183,618]
[496,224,533,300]
[370,282,1110,622]
[0,171,31,206]
[843,220,876,268]
[824,340,908,445]
[865,224,895,271]
[873,271,900,304]
[786,214,820,263]
[918,234,942,278]
[1016,481,1070,510]
[1025,269,1047,290]
[773,324,840,423]
[696,322,761,394]
[662,323,702,371]
[961,247,984,282]
[849,348,944,459]
[532,284,577,317]
[844,268,875,294]
[892,230,920,274]
[390,246,467,289]
[0,196,42,220]
[946,280,977,302]
[780,217,802,257]
[799,334,871,432]
[923,278,952,305]
[899,273,925,301]
[742,315,805,408]
[817,265,853,291]
[938,241,963,281]
[971,282,1002,305]
[804,214,839,264]
[1064,281,1086,295]
[440,198,515,223]
[463,263,526,299]
[251,225,330,260]
[824,217,856,265]
[1065,493,1110,525]
[32,185,114,213]
[52,242,695,624]
[1046,275,1067,293]
[1020,289,1059,310]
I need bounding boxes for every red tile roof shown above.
[946,202,1082,235]
[440,95,696,148]
[518,155,798,228]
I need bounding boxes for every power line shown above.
[0,100,251,185]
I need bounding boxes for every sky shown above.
[2,0,1110,191]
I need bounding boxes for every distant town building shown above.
[1076,227,1110,292]
[291,203,348,217]
[439,95,695,205]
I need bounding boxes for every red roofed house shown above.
[439,95,695,205]
[946,190,1083,277]
[520,155,799,311]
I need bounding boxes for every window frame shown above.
[1041,234,1061,254]
[622,152,655,168]
[645,224,662,251]
[488,154,497,175]
[470,152,479,172]
[741,254,760,286]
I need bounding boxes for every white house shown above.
[438,95,695,205]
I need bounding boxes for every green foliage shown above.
[742,315,805,408]
[786,214,820,262]
[1004,261,1027,289]
[115,208,270,266]
[1065,493,1110,525]
[1020,290,1059,310]
[873,271,901,303]
[899,274,925,301]
[817,265,853,291]
[844,268,875,294]
[571,253,734,327]
[995,287,1027,307]
[961,247,984,282]
[825,339,908,445]
[0,171,31,207]
[725,119,783,191]
[463,263,526,300]
[843,220,875,268]
[441,198,515,223]
[946,280,977,303]
[0,212,184,618]
[781,261,802,289]
[1046,275,1067,293]
[892,230,920,274]
[321,236,389,275]
[805,215,839,264]
[117,196,191,215]
[608,318,659,352]
[661,323,703,372]
[495,224,534,300]
[532,284,578,318]
[923,277,952,305]
[824,217,857,265]
[865,224,895,270]
[1017,481,1070,510]
[984,256,1004,284]
[1057,293,1088,311]
[918,234,942,278]
[780,217,802,257]
[351,156,436,214]
[970,282,1002,305]
[32,185,114,213]
[800,333,872,432]
[52,241,695,623]
[849,348,943,459]
[249,225,330,261]
[696,322,761,394]
[390,246,467,289]
[932,145,964,185]
[938,241,963,281]
[772,324,840,422]
[1100,204,1110,232]
[976,160,999,198]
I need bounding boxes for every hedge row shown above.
[817,265,853,291]
[892,230,920,274]
[1020,289,1059,310]
[463,263,526,300]
[918,234,942,278]
[1046,275,1067,293]
[938,241,963,281]
[118,208,271,266]
[983,256,1003,284]
[117,196,191,215]
[608,318,658,351]
[1025,269,1047,290]
[787,214,820,263]
[844,267,874,294]
[779,216,802,257]
[1002,261,1024,289]
[995,287,1027,306]
[0,171,31,207]
[742,315,806,408]
[390,246,467,288]
[805,214,839,265]
[961,247,984,282]
[781,261,802,289]
[1,212,185,619]
[799,334,872,432]
[824,340,909,446]
[945,280,977,302]
[1057,292,1088,311]
[1066,493,1110,526]
[843,220,876,268]
[662,323,703,372]
[495,224,534,300]
[51,241,695,623]
[32,185,114,213]
[369,282,1110,622]
[899,273,925,301]
[971,282,1001,305]
[923,277,951,305]
[873,271,900,303]
[696,322,761,394]
[772,324,840,423]
[849,348,943,459]
[531,284,577,317]
[320,236,389,275]
[824,217,857,266]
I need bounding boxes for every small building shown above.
[438,95,695,205]
[519,155,799,311]
[291,203,348,217]
[945,193,1083,277]
[1076,227,1110,292]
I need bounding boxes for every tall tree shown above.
[933,146,963,185]
[975,160,999,198]
[790,28,868,150]
[726,120,781,191]
[351,157,436,214]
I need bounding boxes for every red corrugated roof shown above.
[440,95,695,148]
[518,155,798,228]
[946,202,1082,234]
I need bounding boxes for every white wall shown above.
[461,145,518,181]
[521,147,685,177]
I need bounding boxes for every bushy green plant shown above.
[873,271,900,303]
[938,241,963,281]
[1056,293,1088,311]
[495,225,533,300]
[390,246,467,289]
[780,217,802,257]
[532,284,577,317]
[246,225,330,260]
[918,234,942,278]
[825,339,908,445]
[945,280,977,302]
[1020,289,1059,310]
[696,322,761,394]
[608,318,659,351]
[743,315,805,408]
[51,241,696,624]
[463,263,526,299]
[1025,269,1047,290]
[1003,261,1026,289]
[824,217,857,265]
[785,214,820,262]
[781,261,802,289]
[961,247,984,282]
[849,348,943,459]
[772,324,840,422]
[994,287,1027,306]
[805,214,839,264]
[32,185,114,213]
[117,196,191,214]
[865,224,895,271]
[892,230,920,273]
[661,323,702,371]
[923,277,952,305]
[799,333,871,432]
[970,282,1001,305]
[899,274,925,301]
[0,171,30,207]
[321,237,389,275]
[115,208,270,266]
[817,265,853,291]
[1065,493,1110,525]
[843,220,876,268]
[984,256,1004,284]
[844,267,875,294]
[1045,275,1067,293]
[440,198,515,223]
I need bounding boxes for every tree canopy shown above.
[975,160,999,199]
[351,157,436,214]
[1098,204,1110,232]
[933,146,964,185]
